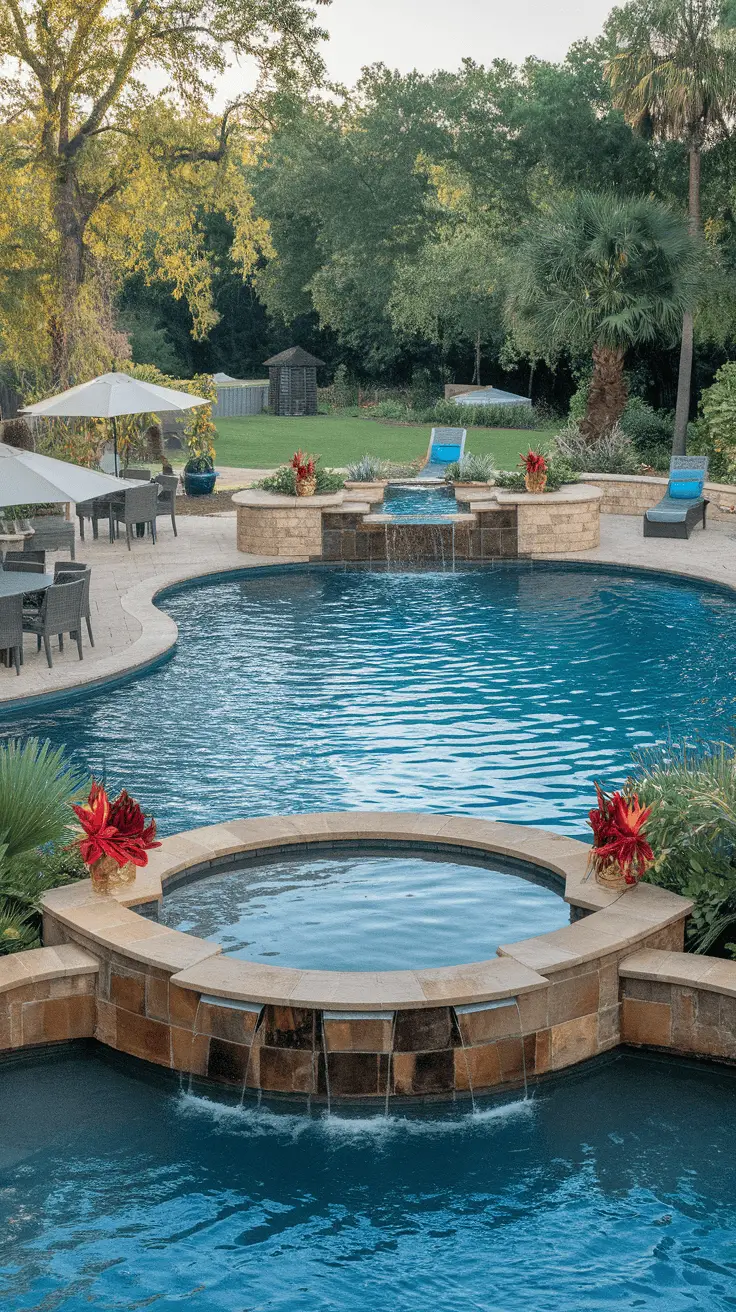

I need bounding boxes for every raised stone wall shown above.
[583,473,736,523]
[233,489,352,558]
[0,944,98,1051]
[468,485,602,555]
[620,949,736,1061]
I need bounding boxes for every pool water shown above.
[383,483,457,519]
[159,848,568,970]
[2,1048,736,1311]
[3,564,736,837]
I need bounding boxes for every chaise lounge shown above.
[417,427,467,480]
[643,456,709,539]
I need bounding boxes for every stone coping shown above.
[41,811,691,1011]
[0,943,98,994]
[232,489,346,509]
[620,948,736,998]
[467,483,603,509]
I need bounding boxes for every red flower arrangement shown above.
[291,450,315,480]
[519,450,547,477]
[588,782,654,888]
[72,782,160,876]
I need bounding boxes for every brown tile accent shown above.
[453,1041,502,1092]
[110,971,146,1016]
[327,1052,387,1097]
[597,1003,621,1048]
[598,962,619,1010]
[145,975,170,1022]
[391,1048,455,1095]
[259,1045,315,1094]
[671,989,696,1049]
[323,1017,392,1053]
[116,1009,171,1066]
[534,1028,551,1075]
[394,1007,454,1053]
[621,998,672,1048]
[171,1026,209,1077]
[456,1004,518,1046]
[20,995,95,1045]
[199,1002,259,1045]
[95,999,117,1046]
[549,1013,598,1070]
[391,1051,415,1096]
[496,1035,535,1084]
[264,1005,315,1050]
[207,1037,249,1085]
[169,983,200,1028]
[548,972,599,1025]
[516,989,549,1035]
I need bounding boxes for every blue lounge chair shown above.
[643,456,709,539]
[418,427,467,480]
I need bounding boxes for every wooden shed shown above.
[264,346,325,417]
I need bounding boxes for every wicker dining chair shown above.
[0,593,23,675]
[154,473,179,537]
[4,550,46,567]
[22,578,85,668]
[3,560,45,573]
[77,495,114,543]
[54,561,93,646]
[111,483,159,550]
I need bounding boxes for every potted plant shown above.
[587,782,654,891]
[292,450,317,496]
[182,374,218,496]
[72,782,161,893]
[521,449,548,493]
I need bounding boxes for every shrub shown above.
[694,362,736,482]
[634,742,736,956]
[445,452,496,483]
[551,422,640,474]
[346,455,392,481]
[371,399,410,421]
[2,418,34,451]
[257,462,344,495]
[429,399,537,430]
[619,398,673,469]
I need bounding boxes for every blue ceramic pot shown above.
[183,469,217,497]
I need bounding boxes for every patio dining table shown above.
[0,572,54,598]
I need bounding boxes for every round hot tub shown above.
[158,844,569,972]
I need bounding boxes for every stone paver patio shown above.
[0,510,734,708]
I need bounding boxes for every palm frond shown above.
[0,738,87,861]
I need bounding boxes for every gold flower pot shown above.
[89,854,136,894]
[296,476,317,497]
[524,472,547,494]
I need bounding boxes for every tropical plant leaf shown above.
[0,738,87,861]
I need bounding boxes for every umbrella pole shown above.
[112,416,119,476]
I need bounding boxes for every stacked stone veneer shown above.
[0,943,98,1052]
[321,506,518,564]
[620,949,736,1061]
[13,811,704,1100]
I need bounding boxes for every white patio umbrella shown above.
[21,371,209,474]
[0,442,137,507]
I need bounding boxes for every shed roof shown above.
[263,346,326,368]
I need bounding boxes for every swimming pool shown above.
[2,1046,735,1311]
[3,562,736,837]
[158,846,569,970]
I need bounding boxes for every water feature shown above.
[2,1046,736,1310]
[159,848,568,971]
[4,564,736,838]
[383,483,457,519]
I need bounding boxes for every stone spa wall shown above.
[0,811,710,1101]
[233,485,602,562]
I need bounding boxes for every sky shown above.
[215,0,616,103]
[320,0,616,84]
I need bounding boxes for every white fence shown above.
[211,382,269,418]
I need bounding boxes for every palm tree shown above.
[605,0,736,453]
[506,192,701,441]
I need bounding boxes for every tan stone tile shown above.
[549,1013,599,1069]
[621,998,672,1047]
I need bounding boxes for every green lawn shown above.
[208,414,546,471]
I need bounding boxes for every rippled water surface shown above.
[3,563,736,836]
[383,484,457,518]
[159,849,568,970]
[2,1049,736,1311]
